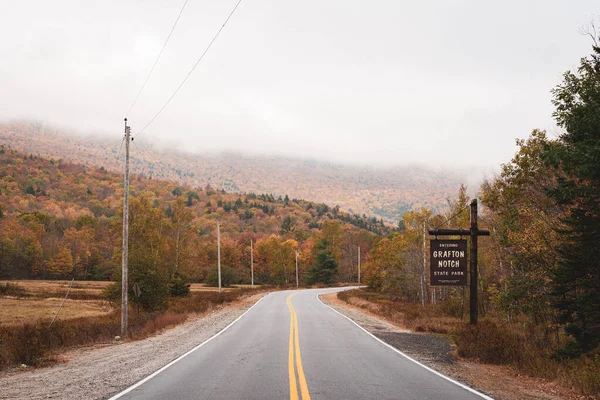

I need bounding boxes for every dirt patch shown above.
[321,292,590,400]
[0,292,267,400]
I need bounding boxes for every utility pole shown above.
[217,220,221,293]
[357,246,361,284]
[419,220,427,307]
[250,239,254,287]
[121,118,131,338]
[295,250,299,288]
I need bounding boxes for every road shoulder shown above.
[0,293,267,400]
[320,292,584,400]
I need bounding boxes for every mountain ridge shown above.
[0,121,469,223]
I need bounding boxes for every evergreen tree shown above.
[547,33,600,355]
[280,215,295,234]
[308,239,338,285]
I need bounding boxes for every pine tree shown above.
[308,239,337,285]
[547,33,600,355]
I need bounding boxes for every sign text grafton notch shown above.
[430,239,467,286]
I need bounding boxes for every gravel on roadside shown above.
[319,293,456,368]
[0,293,267,400]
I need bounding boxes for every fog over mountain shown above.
[1,122,482,223]
[0,0,596,169]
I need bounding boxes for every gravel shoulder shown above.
[0,292,268,400]
[320,292,586,400]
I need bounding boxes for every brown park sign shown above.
[430,239,467,286]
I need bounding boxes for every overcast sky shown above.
[0,0,597,168]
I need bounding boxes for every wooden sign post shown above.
[429,199,489,324]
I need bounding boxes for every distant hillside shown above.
[0,145,382,283]
[0,121,468,223]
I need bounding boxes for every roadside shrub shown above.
[205,266,239,288]
[455,320,525,364]
[0,315,121,368]
[132,269,169,312]
[560,351,600,396]
[143,313,187,333]
[103,282,121,305]
[0,321,49,366]
[169,273,190,297]
[104,274,169,312]
[168,290,248,314]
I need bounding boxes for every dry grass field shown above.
[0,298,112,326]
[0,280,111,298]
[0,280,113,327]
[0,281,260,327]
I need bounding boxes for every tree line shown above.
[0,149,378,308]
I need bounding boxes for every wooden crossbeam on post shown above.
[428,199,489,325]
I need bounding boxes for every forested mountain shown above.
[0,122,468,224]
[0,146,382,283]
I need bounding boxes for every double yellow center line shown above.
[286,293,311,400]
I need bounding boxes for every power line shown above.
[136,0,244,136]
[131,135,162,174]
[126,0,190,117]
[435,203,470,229]
[133,135,161,167]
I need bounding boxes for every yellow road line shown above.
[287,293,311,400]
[288,302,299,400]
[293,306,311,400]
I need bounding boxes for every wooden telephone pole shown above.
[217,220,221,293]
[121,119,131,338]
[250,239,254,287]
[295,250,299,288]
[358,246,361,284]
[428,199,489,324]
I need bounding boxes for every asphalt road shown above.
[110,288,490,400]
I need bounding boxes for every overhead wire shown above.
[133,134,162,169]
[130,139,148,168]
[136,0,244,137]
[126,0,190,118]
[434,203,470,229]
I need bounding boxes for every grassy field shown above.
[0,280,111,297]
[0,280,264,327]
[0,280,113,327]
[0,298,112,326]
